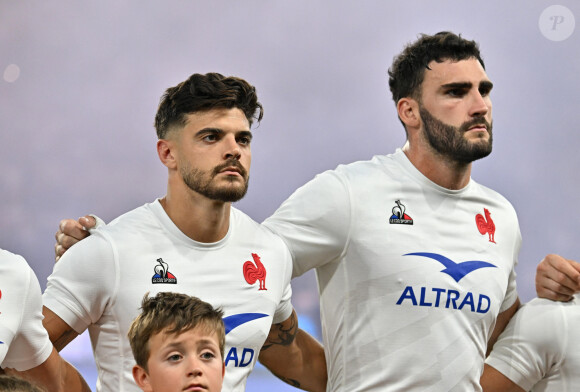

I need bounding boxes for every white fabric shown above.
[43,200,293,392]
[0,249,53,371]
[87,214,106,230]
[263,149,520,392]
[486,296,580,391]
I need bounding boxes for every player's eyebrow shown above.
[440,82,472,90]
[479,80,494,91]
[196,127,223,136]
[195,128,253,139]
[440,80,494,90]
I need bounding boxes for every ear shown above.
[397,97,420,130]
[133,365,153,392]
[157,139,178,170]
[222,361,225,379]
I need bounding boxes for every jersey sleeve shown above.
[43,232,117,334]
[485,298,566,391]
[272,282,293,325]
[2,257,53,371]
[263,170,352,278]
[499,208,521,313]
[271,246,294,325]
[499,264,518,313]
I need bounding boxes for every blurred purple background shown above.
[1,1,579,390]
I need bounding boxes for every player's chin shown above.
[464,129,490,141]
[465,134,492,149]
[218,177,247,190]
[216,183,249,202]
[467,144,492,162]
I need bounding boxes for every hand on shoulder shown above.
[535,254,580,302]
[54,215,98,262]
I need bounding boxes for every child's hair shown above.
[128,292,225,371]
[0,375,42,392]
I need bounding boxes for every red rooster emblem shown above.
[475,208,496,243]
[243,253,267,290]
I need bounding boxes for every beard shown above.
[180,159,249,202]
[419,105,493,164]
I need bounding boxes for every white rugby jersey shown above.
[486,295,580,391]
[0,249,53,371]
[264,149,520,391]
[43,200,293,392]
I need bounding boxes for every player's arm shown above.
[41,307,79,352]
[54,215,98,261]
[258,310,327,392]
[486,298,520,357]
[6,347,91,392]
[480,364,525,392]
[535,254,580,301]
[3,257,91,392]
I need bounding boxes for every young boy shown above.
[128,293,225,392]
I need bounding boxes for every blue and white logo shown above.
[404,252,496,282]
[222,313,268,368]
[396,252,497,314]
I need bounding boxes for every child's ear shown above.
[133,365,153,392]
[222,361,225,378]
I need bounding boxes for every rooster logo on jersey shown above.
[475,208,496,243]
[243,253,267,290]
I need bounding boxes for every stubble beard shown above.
[180,160,249,202]
[419,105,493,164]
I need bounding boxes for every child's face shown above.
[133,327,224,392]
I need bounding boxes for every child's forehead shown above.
[158,326,220,346]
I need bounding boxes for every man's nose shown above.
[223,135,241,160]
[469,91,490,118]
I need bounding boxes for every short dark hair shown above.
[154,72,264,139]
[0,375,42,392]
[388,31,484,103]
[128,292,225,371]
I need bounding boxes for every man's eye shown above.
[238,137,251,145]
[446,89,465,97]
[203,134,218,142]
